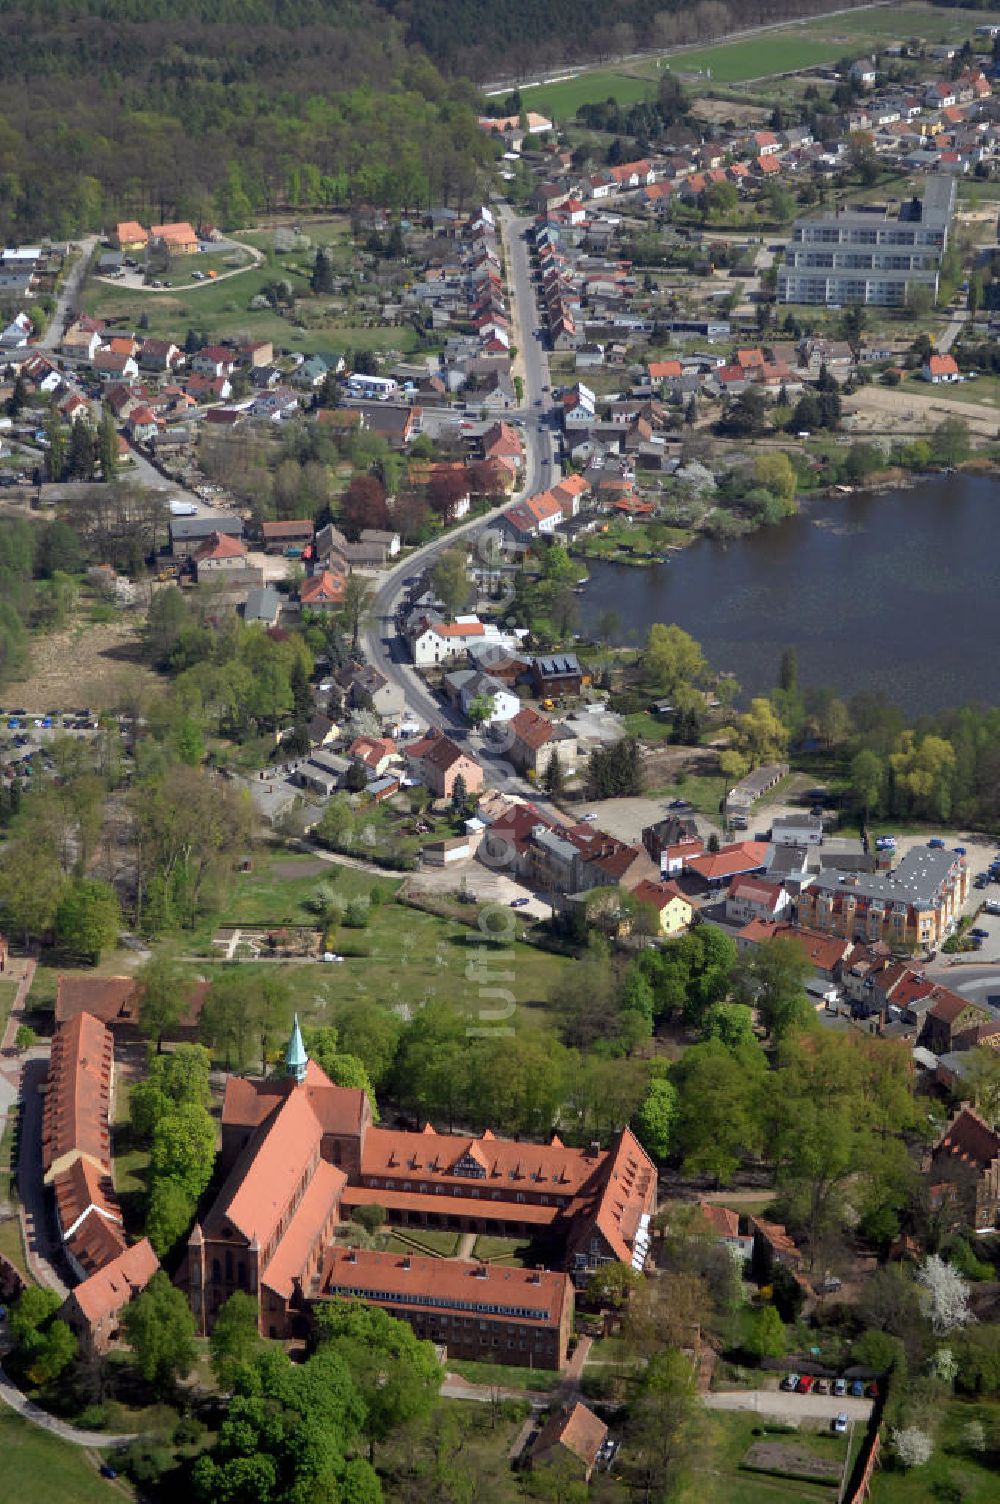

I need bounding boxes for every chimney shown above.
[588,1140,601,1159]
[401,1256,411,1271]
[346,1246,357,1263]
[474,1264,489,1279]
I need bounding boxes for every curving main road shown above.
[358,210,558,772]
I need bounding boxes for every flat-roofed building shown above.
[798,846,967,948]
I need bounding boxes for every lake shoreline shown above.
[574,472,1000,716]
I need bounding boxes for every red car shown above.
[796,1375,815,1394]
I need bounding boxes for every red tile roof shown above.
[631,879,692,913]
[685,842,769,882]
[320,1246,571,1327]
[41,1013,114,1178]
[192,530,247,563]
[301,569,346,606]
[52,1156,121,1241]
[698,1202,740,1239]
[534,1401,608,1471]
[212,1087,319,1250]
[933,1107,1000,1172]
[262,1159,345,1299]
[67,1238,159,1327]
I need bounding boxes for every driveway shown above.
[0,1364,133,1447]
[406,863,551,919]
[36,237,99,351]
[705,1387,871,1424]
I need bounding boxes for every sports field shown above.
[523,4,987,117]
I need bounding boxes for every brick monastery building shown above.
[185,1020,656,1360]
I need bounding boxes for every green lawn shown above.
[444,1357,561,1392]
[527,5,985,115]
[0,1110,30,1282]
[645,770,728,822]
[471,1235,534,1265]
[869,1399,1000,1503]
[522,68,657,119]
[705,1411,846,1503]
[376,1228,461,1257]
[0,1410,119,1503]
[658,35,850,84]
[623,710,682,745]
[902,374,1000,409]
[0,977,17,1035]
[209,899,570,1027]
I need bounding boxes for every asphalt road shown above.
[357,208,559,791]
[37,236,99,351]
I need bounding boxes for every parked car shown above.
[509,897,530,909]
[850,1379,865,1398]
[833,1413,849,1435]
[928,838,945,849]
[781,1374,800,1391]
[815,1378,829,1394]
[833,1378,847,1397]
[969,927,989,939]
[796,1376,815,1394]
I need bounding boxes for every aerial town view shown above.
[4,1,1000,1500]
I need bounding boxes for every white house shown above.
[922,354,960,384]
[725,875,791,926]
[409,615,519,668]
[769,813,824,847]
[0,312,32,348]
[445,668,520,725]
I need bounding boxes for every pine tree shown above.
[45,416,66,482]
[97,407,118,482]
[311,246,334,295]
[543,749,565,797]
[67,421,95,480]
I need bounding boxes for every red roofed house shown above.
[498,491,563,545]
[697,1202,754,1260]
[922,353,960,384]
[191,530,249,577]
[684,841,770,888]
[405,727,484,799]
[347,736,399,777]
[126,405,160,444]
[300,569,347,610]
[631,879,693,936]
[532,1402,608,1482]
[725,875,791,925]
[150,221,199,254]
[928,1107,1000,1232]
[114,221,148,252]
[648,359,683,382]
[62,1238,160,1356]
[55,973,209,1040]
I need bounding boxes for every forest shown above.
[0,0,492,240]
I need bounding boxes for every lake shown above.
[577,474,1000,717]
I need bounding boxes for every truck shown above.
[168,498,198,517]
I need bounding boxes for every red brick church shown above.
[184,1019,656,1344]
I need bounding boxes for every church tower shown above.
[285,1013,308,1085]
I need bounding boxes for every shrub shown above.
[77,1404,108,1430]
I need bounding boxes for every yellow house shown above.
[632,878,694,937]
[114,221,149,252]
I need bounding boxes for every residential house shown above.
[405,728,484,800]
[138,339,182,374]
[928,1107,1000,1232]
[444,668,520,726]
[531,1403,608,1482]
[347,737,400,778]
[113,222,149,252]
[126,405,160,444]
[496,492,563,546]
[770,813,824,846]
[150,221,199,254]
[725,876,792,926]
[696,1203,755,1261]
[408,615,519,669]
[923,353,960,383]
[191,531,249,578]
[191,345,236,379]
[631,879,694,936]
[505,706,578,778]
[641,815,700,867]
[299,570,346,610]
[530,653,584,699]
[95,350,139,382]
